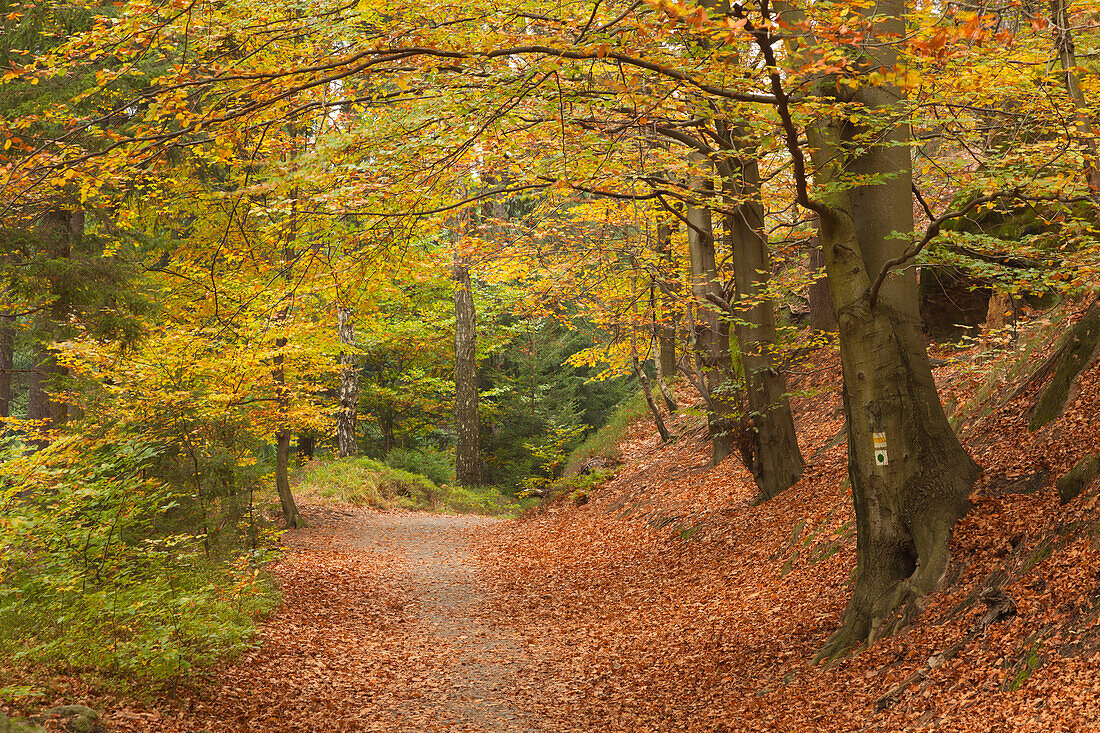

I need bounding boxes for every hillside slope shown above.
[476,306,1100,732]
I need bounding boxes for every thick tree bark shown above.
[336,305,359,458]
[453,257,481,486]
[803,0,980,658]
[718,139,804,500]
[686,171,738,465]
[807,243,838,332]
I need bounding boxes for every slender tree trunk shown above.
[1050,0,1100,196]
[381,409,394,455]
[633,273,672,442]
[651,329,679,414]
[453,256,481,486]
[718,135,804,500]
[272,190,302,530]
[655,221,679,382]
[27,208,80,447]
[634,356,671,442]
[26,347,51,450]
[273,336,302,529]
[803,0,980,658]
[336,305,359,458]
[686,169,738,465]
[0,313,13,421]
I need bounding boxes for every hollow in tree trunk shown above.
[336,305,359,458]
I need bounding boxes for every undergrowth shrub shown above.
[0,437,278,682]
[383,447,454,487]
[563,391,648,476]
[293,457,441,509]
[293,457,535,516]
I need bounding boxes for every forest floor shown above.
[100,509,551,732]
[17,306,1100,732]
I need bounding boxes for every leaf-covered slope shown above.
[476,310,1100,731]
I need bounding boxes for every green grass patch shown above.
[293,457,535,516]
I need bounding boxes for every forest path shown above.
[109,510,552,733]
[345,512,539,732]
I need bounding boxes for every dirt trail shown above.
[104,510,553,733]
[346,513,538,732]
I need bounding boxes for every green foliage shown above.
[444,483,538,516]
[383,447,454,487]
[535,468,617,507]
[293,456,441,509]
[292,457,534,516]
[481,317,630,487]
[0,437,277,682]
[563,390,649,477]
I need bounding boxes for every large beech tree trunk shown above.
[336,305,359,458]
[453,257,481,486]
[807,243,838,332]
[1051,0,1100,196]
[718,137,804,500]
[804,0,980,658]
[685,183,738,465]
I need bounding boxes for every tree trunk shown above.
[273,337,302,529]
[271,190,302,530]
[652,331,679,414]
[0,313,12,421]
[26,345,52,450]
[634,356,671,442]
[453,257,481,486]
[1050,0,1100,196]
[336,305,359,458]
[655,221,679,384]
[686,169,738,465]
[718,137,804,500]
[802,0,980,658]
[807,242,838,332]
[381,409,395,454]
[27,208,80,447]
[984,291,1014,333]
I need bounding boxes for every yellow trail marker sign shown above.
[873,432,888,466]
